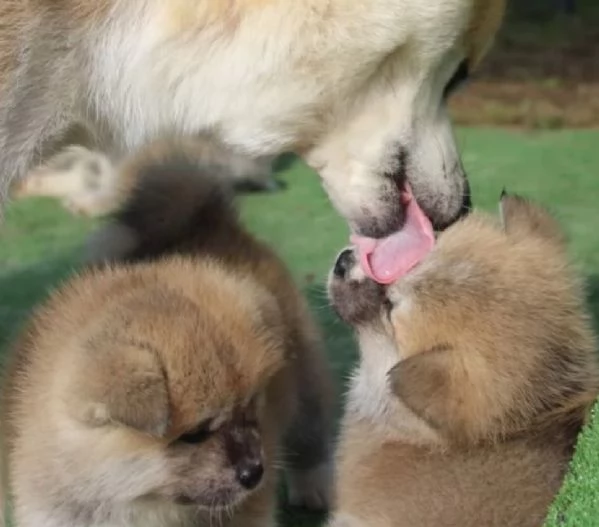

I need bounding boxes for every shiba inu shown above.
[1,141,334,527]
[10,138,277,217]
[0,0,505,281]
[327,193,599,527]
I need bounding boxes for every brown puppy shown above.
[327,193,599,527]
[1,142,334,527]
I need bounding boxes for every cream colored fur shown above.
[0,0,505,235]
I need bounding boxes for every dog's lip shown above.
[351,184,435,284]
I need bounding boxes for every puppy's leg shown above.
[283,317,335,511]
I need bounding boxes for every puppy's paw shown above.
[286,460,333,511]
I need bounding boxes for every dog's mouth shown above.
[351,184,435,284]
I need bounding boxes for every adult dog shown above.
[0,0,504,248]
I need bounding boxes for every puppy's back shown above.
[90,141,282,278]
[90,140,236,258]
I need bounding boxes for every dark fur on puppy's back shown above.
[99,141,239,262]
[88,141,291,290]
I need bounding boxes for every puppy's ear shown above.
[499,192,565,246]
[389,345,509,445]
[68,342,169,437]
[388,347,455,434]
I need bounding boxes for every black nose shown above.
[236,459,264,490]
[334,249,355,279]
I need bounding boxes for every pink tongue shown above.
[351,185,435,284]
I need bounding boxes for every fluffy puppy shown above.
[0,0,505,242]
[1,142,334,527]
[327,193,599,527]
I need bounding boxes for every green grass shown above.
[1,129,599,526]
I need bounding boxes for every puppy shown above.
[10,137,277,217]
[0,0,504,259]
[327,193,599,527]
[1,141,334,527]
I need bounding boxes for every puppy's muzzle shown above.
[328,248,385,326]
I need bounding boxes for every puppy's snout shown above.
[236,458,264,490]
[334,249,355,279]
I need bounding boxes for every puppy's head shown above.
[62,262,286,510]
[329,194,599,445]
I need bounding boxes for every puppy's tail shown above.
[85,139,240,264]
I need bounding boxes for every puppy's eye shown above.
[443,60,470,99]
[178,421,212,444]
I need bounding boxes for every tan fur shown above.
[1,141,334,527]
[327,194,599,527]
[0,0,504,237]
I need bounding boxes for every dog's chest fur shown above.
[343,329,438,443]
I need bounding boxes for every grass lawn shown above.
[1,128,599,526]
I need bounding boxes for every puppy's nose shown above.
[334,249,355,279]
[236,459,264,490]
